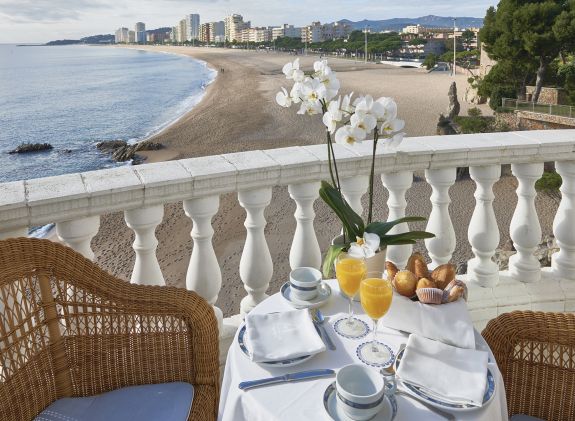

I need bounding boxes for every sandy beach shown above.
[91,46,559,317]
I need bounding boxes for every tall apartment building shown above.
[402,25,422,35]
[242,27,272,43]
[272,24,302,40]
[302,22,323,43]
[225,14,250,42]
[128,30,136,43]
[211,21,225,43]
[199,23,211,43]
[171,26,178,42]
[135,22,146,44]
[185,14,200,41]
[114,27,129,43]
[178,19,187,43]
[301,21,351,43]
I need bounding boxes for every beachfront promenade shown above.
[2,130,575,370]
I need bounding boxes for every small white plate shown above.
[280,281,331,309]
[323,382,397,421]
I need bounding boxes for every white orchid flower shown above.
[276,87,292,108]
[381,132,405,149]
[347,232,381,259]
[282,58,304,82]
[341,93,355,115]
[355,94,386,120]
[297,100,323,116]
[322,98,343,134]
[321,73,340,101]
[335,124,366,145]
[300,78,325,102]
[290,83,303,104]
[313,59,332,77]
[375,97,398,122]
[351,112,377,133]
[380,118,405,136]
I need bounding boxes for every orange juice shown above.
[336,257,366,297]
[360,278,393,320]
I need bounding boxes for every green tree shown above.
[480,0,569,103]
[423,53,438,70]
[409,37,427,46]
[461,29,476,50]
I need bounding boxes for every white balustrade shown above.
[0,227,28,240]
[56,216,100,260]
[509,163,544,283]
[381,171,413,270]
[183,196,223,328]
[424,168,456,269]
[552,161,575,280]
[124,205,164,286]
[288,182,321,270]
[238,188,273,314]
[340,176,370,216]
[467,165,501,287]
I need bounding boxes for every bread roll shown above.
[407,253,429,279]
[431,264,456,290]
[392,270,418,297]
[416,277,436,290]
[385,261,399,281]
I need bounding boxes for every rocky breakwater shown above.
[96,139,163,165]
[8,143,53,154]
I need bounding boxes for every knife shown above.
[239,369,335,391]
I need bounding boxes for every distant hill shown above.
[337,15,484,32]
[46,34,114,46]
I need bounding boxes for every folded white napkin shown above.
[381,292,476,349]
[245,310,326,363]
[397,334,489,407]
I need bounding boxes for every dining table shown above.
[218,279,509,421]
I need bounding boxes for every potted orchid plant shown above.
[276,58,434,277]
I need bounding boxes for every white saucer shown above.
[323,382,397,421]
[280,281,331,309]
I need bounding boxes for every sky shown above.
[0,0,498,43]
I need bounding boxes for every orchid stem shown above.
[367,129,379,225]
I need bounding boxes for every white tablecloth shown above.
[218,280,508,421]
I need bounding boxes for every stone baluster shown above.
[238,188,273,314]
[552,161,575,280]
[124,206,164,286]
[509,163,544,283]
[0,227,28,240]
[183,196,223,329]
[381,171,413,269]
[56,216,100,260]
[467,165,501,287]
[288,182,321,270]
[424,168,456,269]
[340,176,370,216]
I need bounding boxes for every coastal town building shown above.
[271,24,302,40]
[225,14,250,42]
[178,19,187,43]
[135,22,146,44]
[114,27,129,43]
[128,30,135,43]
[301,21,351,43]
[200,21,225,44]
[185,14,200,41]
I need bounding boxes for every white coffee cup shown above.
[289,267,322,301]
[336,364,387,421]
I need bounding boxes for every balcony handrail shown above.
[2,130,574,232]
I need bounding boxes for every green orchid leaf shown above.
[365,216,427,237]
[322,244,346,278]
[319,181,364,239]
[380,230,435,246]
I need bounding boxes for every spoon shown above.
[310,309,336,350]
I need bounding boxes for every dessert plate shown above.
[323,382,397,421]
[394,348,496,412]
[237,324,315,368]
[280,281,331,309]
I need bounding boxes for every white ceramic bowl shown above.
[289,267,322,301]
[336,364,385,420]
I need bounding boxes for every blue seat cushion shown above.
[35,382,194,421]
[510,415,544,421]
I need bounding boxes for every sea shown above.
[0,44,216,183]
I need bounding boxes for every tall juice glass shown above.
[357,271,394,366]
[334,254,369,338]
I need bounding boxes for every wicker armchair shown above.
[0,238,219,421]
[482,311,575,421]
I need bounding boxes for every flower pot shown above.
[331,235,387,301]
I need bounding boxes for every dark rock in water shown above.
[8,143,53,154]
[110,140,163,162]
[96,140,127,152]
[59,149,73,154]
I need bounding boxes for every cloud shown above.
[0,0,110,23]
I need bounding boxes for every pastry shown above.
[416,277,436,290]
[407,253,429,279]
[416,288,444,304]
[392,270,418,297]
[447,285,465,303]
[444,279,468,301]
[431,264,456,290]
[385,261,399,281]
